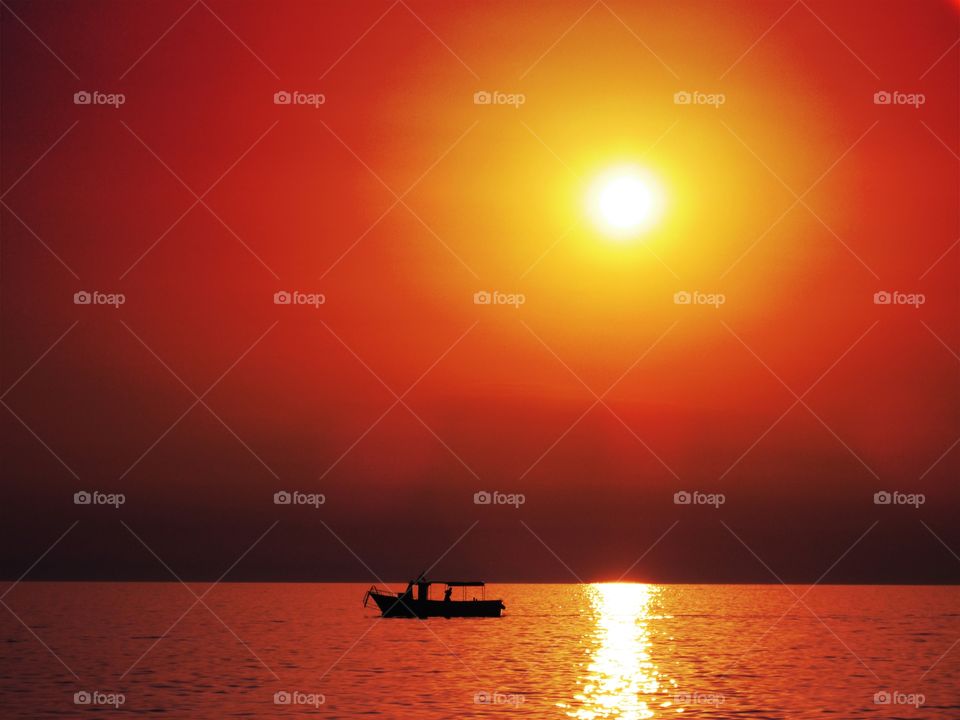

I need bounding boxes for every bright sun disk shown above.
[588,167,665,240]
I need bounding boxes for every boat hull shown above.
[369,591,504,618]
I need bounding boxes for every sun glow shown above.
[587,167,666,240]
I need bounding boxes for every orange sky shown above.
[2,0,958,581]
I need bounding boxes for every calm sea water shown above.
[0,583,957,718]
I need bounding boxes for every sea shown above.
[0,583,957,718]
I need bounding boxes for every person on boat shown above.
[443,587,453,602]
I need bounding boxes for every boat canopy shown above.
[442,581,485,587]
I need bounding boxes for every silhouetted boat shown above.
[363,578,504,618]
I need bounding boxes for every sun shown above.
[587,166,666,240]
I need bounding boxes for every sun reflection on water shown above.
[560,583,673,719]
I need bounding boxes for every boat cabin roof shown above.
[409,580,485,587]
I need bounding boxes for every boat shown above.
[363,578,505,618]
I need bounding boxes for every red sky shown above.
[2,0,958,582]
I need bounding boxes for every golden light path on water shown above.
[560,583,678,719]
